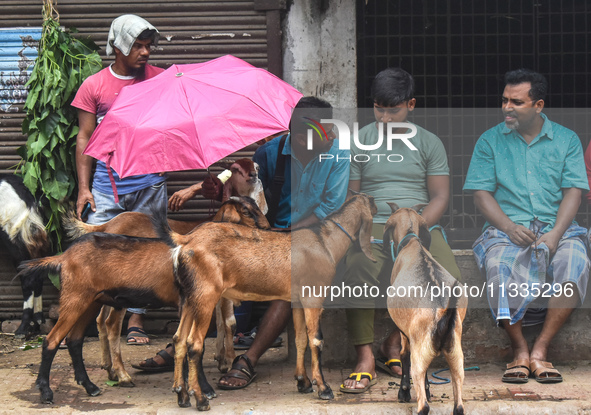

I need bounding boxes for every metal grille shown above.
[357,0,591,244]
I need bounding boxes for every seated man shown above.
[340,68,461,393]
[464,69,590,384]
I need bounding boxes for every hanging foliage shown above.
[18,0,102,249]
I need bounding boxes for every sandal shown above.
[131,344,174,372]
[339,372,377,394]
[217,354,258,390]
[501,359,530,384]
[530,360,563,384]
[126,326,150,345]
[233,327,283,350]
[375,355,402,378]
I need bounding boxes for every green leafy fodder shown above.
[19,17,102,249]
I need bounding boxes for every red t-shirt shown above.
[72,64,164,122]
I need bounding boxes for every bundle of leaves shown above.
[18,9,102,249]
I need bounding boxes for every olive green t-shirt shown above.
[350,122,449,224]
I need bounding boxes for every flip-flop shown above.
[502,359,530,384]
[218,355,258,390]
[126,326,150,345]
[375,355,402,378]
[339,372,377,394]
[131,345,174,372]
[530,360,563,384]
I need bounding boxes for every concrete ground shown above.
[1,333,591,415]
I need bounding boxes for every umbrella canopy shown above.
[84,55,302,178]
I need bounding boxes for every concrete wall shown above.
[289,251,591,366]
[282,0,357,108]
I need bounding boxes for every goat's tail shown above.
[62,208,97,240]
[151,207,182,248]
[432,282,461,352]
[15,257,62,293]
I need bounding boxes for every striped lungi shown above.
[472,220,590,326]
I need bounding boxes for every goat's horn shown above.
[387,202,400,213]
[348,188,360,196]
[410,203,428,213]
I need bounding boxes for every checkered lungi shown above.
[473,220,590,325]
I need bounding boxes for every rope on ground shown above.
[429,366,480,384]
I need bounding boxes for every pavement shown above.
[1,334,591,414]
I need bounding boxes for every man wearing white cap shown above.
[72,14,166,345]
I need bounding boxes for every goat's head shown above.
[383,203,431,255]
[213,196,271,230]
[342,190,378,262]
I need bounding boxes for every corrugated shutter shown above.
[0,1,275,320]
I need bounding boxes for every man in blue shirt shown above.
[464,69,590,384]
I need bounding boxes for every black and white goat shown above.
[0,174,50,337]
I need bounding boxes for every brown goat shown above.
[17,196,270,405]
[382,203,467,415]
[156,192,377,410]
[222,159,267,214]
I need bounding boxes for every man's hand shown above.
[202,175,223,201]
[168,183,202,212]
[534,230,561,257]
[76,190,95,220]
[506,223,537,247]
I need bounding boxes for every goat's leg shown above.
[15,271,43,338]
[172,308,194,408]
[97,306,112,376]
[410,339,436,415]
[36,299,91,403]
[444,326,465,415]
[187,320,216,400]
[186,305,216,411]
[214,298,235,373]
[105,307,133,386]
[398,334,412,403]
[292,307,312,393]
[66,302,103,398]
[303,307,333,400]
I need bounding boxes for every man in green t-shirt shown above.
[340,68,461,393]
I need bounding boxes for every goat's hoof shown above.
[318,385,334,400]
[39,389,54,404]
[453,404,465,415]
[83,382,101,397]
[398,388,411,403]
[118,379,135,388]
[196,398,210,411]
[418,403,430,415]
[296,379,313,394]
[177,392,191,408]
[202,387,217,400]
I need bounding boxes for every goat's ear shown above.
[387,202,400,213]
[358,210,377,262]
[410,203,428,213]
[419,224,431,249]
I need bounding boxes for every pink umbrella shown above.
[84,55,302,179]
